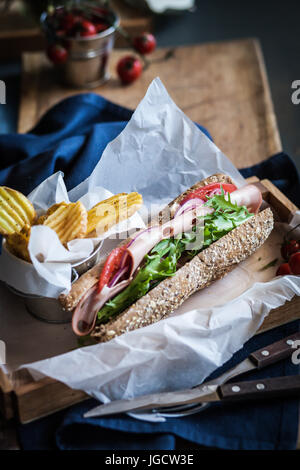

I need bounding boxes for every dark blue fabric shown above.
[0,92,297,450]
[240,153,300,208]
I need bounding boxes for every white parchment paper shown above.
[12,78,300,421]
[67,77,245,207]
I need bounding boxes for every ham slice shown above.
[229,184,262,214]
[72,183,263,336]
[125,226,163,277]
[72,280,133,335]
[125,205,213,276]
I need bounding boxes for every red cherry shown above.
[117,56,142,84]
[281,239,300,261]
[288,252,300,275]
[276,263,292,276]
[79,19,97,37]
[133,32,156,55]
[94,21,109,33]
[60,12,80,33]
[47,44,68,65]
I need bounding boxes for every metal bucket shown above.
[7,275,78,324]
[3,241,103,323]
[42,9,119,88]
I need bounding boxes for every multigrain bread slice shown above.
[91,207,274,342]
[59,173,234,312]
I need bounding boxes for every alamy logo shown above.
[291,339,300,365]
[291,80,300,104]
[0,340,6,365]
[0,80,5,104]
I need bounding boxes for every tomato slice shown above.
[98,244,129,293]
[180,183,237,205]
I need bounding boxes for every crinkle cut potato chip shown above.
[6,224,31,262]
[40,201,88,245]
[0,186,36,235]
[86,192,143,237]
[36,202,68,225]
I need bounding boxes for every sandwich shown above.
[59,174,274,342]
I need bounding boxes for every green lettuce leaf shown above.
[97,238,185,323]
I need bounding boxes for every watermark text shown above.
[0,340,6,365]
[0,80,6,104]
[291,80,300,104]
[291,339,300,365]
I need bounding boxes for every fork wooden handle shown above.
[249,332,300,368]
[219,375,300,401]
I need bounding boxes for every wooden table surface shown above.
[18,38,282,169]
[3,38,298,449]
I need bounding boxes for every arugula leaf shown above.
[97,238,185,323]
[97,193,254,325]
[196,192,253,251]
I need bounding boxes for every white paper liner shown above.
[3,78,298,422]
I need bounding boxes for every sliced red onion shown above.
[127,226,156,248]
[209,188,222,196]
[108,266,129,288]
[208,188,229,197]
[174,198,205,218]
[119,229,152,270]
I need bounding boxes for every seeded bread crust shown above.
[59,173,234,311]
[91,207,274,342]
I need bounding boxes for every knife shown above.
[84,332,300,418]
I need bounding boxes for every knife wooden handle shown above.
[219,375,300,401]
[249,332,300,369]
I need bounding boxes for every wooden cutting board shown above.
[18,38,282,169]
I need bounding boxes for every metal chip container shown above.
[41,9,119,88]
[3,241,103,324]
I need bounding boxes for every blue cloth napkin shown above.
[0,92,297,450]
[18,320,299,451]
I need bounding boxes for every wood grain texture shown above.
[258,296,300,334]
[260,179,298,223]
[18,39,282,168]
